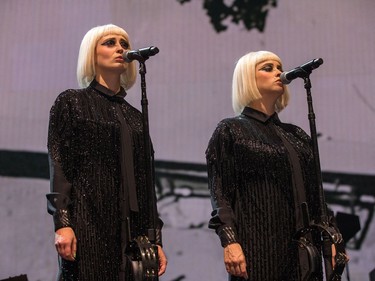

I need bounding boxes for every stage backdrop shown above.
[1,0,374,280]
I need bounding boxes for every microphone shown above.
[280,58,323,84]
[123,46,159,62]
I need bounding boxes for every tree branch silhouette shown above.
[177,0,277,33]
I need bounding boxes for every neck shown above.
[250,99,276,116]
[95,73,121,93]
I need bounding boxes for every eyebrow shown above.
[100,36,127,42]
[258,62,282,68]
[260,61,280,66]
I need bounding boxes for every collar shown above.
[241,106,281,124]
[89,79,127,99]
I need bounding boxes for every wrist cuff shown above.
[218,226,238,247]
[53,209,72,231]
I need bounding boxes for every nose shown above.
[116,46,124,54]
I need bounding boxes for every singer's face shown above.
[255,60,284,97]
[95,34,130,74]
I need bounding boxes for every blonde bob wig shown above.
[77,24,137,90]
[232,51,290,115]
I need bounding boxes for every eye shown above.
[120,40,129,50]
[260,65,273,72]
[101,39,116,47]
[259,64,283,72]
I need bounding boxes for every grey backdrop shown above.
[1,0,374,280]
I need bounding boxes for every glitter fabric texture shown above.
[47,80,162,281]
[206,107,324,281]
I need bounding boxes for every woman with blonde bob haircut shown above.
[232,50,290,115]
[206,50,328,280]
[46,24,167,281]
[77,24,137,89]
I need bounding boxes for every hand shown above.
[224,243,248,279]
[331,244,336,267]
[157,245,167,276]
[331,244,349,269]
[55,227,77,261]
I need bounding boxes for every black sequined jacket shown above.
[46,80,163,281]
[206,107,324,281]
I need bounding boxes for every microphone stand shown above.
[139,59,159,245]
[302,73,347,281]
[125,54,159,281]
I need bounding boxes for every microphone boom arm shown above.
[281,58,323,84]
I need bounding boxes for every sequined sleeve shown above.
[206,120,239,247]
[46,92,74,231]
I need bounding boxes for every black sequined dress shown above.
[206,107,323,281]
[46,80,162,281]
